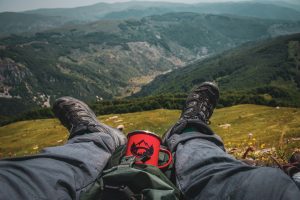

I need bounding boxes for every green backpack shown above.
[80,145,181,200]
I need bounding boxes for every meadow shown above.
[1,104,300,165]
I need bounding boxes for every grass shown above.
[1,104,300,165]
[210,105,300,165]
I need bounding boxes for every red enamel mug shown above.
[126,130,172,169]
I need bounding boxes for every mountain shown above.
[102,2,300,21]
[25,2,187,22]
[257,0,300,11]
[2,1,300,37]
[0,12,68,37]
[26,1,300,21]
[1,13,300,116]
[136,33,300,107]
[193,2,300,21]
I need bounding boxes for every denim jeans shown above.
[167,133,300,199]
[0,122,300,200]
[293,172,300,190]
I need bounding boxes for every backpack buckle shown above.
[120,156,136,167]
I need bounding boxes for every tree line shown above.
[1,88,296,127]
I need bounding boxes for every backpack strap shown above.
[102,184,143,200]
[105,145,127,169]
[119,156,136,167]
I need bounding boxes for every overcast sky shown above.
[0,0,297,12]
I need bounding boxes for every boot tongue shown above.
[182,127,198,133]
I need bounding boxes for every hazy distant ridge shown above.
[1,1,300,37]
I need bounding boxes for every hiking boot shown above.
[180,81,219,123]
[53,96,126,145]
[162,82,219,144]
[281,152,300,177]
[289,152,300,164]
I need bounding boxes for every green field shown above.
[1,104,300,164]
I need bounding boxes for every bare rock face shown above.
[0,58,52,112]
[0,58,31,98]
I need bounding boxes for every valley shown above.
[1,13,300,116]
[137,33,300,107]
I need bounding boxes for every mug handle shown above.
[158,148,173,169]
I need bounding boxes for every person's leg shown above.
[0,97,126,200]
[164,82,300,200]
[167,126,300,200]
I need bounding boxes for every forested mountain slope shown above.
[1,13,300,116]
[137,33,300,107]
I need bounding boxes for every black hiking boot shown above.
[53,96,126,145]
[180,81,219,123]
[162,82,219,144]
[281,152,300,177]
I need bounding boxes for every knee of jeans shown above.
[167,132,224,153]
[68,132,117,152]
[249,167,297,189]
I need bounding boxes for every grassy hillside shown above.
[137,33,300,107]
[1,105,300,165]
